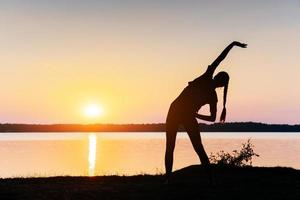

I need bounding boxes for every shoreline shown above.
[1,165,299,200]
[1,122,300,132]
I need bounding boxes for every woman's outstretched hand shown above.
[232,41,247,48]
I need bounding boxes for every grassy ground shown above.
[0,165,300,200]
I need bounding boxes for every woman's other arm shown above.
[195,102,217,122]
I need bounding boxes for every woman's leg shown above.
[183,117,210,165]
[165,117,178,180]
[183,117,215,184]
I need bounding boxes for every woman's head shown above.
[213,71,229,88]
[213,71,230,123]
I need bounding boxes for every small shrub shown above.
[209,139,259,167]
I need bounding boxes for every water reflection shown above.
[0,132,300,178]
[88,133,97,176]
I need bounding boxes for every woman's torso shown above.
[171,73,217,114]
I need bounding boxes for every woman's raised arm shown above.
[206,41,247,76]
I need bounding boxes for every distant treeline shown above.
[0,122,299,132]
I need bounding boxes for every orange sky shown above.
[0,1,299,124]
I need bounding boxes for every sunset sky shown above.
[0,1,299,124]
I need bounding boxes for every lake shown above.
[0,132,300,178]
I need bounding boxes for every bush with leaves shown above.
[209,139,259,167]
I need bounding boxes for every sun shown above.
[84,104,103,118]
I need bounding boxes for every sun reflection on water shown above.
[88,133,97,176]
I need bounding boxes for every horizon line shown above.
[0,121,299,126]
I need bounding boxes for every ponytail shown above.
[220,82,228,123]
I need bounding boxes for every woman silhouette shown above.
[165,41,247,180]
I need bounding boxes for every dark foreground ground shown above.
[0,165,300,200]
